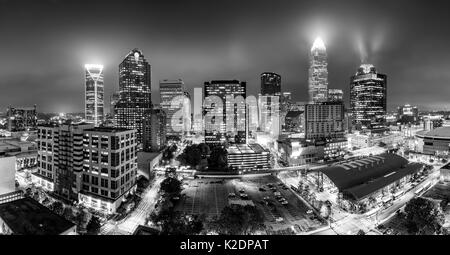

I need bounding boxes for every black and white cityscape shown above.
[2,0,450,237]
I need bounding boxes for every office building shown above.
[159,79,189,139]
[7,105,37,132]
[304,102,345,141]
[350,64,387,133]
[308,37,328,103]
[227,144,270,172]
[397,104,419,124]
[142,108,166,152]
[85,64,104,126]
[328,89,344,103]
[34,123,137,214]
[114,48,152,144]
[204,80,246,145]
[261,72,281,96]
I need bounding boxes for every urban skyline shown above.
[2,0,450,239]
[3,0,450,113]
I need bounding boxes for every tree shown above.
[75,209,90,234]
[150,210,204,235]
[177,145,202,167]
[211,205,265,235]
[208,146,228,171]
[63,206,75,221]
[404,197,445,235]
[52,201,64,215]
[86,215,102,235]
[160,177,182,196]
[357,229,366,235]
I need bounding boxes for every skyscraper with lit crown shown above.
[308,37,329,103]
[350,64,387,133]
[85,64,104,126]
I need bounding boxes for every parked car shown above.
[228,193,236,198]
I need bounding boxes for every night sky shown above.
[1,0,450,113]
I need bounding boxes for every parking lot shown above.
[174,175,325,232]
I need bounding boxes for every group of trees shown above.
[176,143,230,172]
[162,144,178,163]
[207,205,265,235]
[149,210,204,235]
[403,197,446,235]
[176,143,210,168]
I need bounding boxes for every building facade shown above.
[204,80,246,145]
[308,37,328,103]
[227,144,270,172]
[350,64,387,133]
[328,89,344,103]
[304,102,345,141]
[85,64,104,126]
[142,108,167,152]
[114,49,152,144]
[159,79,189,139]
[34,124,137,214]
[7,105,37,132]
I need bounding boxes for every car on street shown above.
[281,201,288,205]
[240,193,248,199]
[263,196,270,200]
[275,217,284,222]
[228,193,236,198]
[306,210,314,214]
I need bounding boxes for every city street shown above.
[100,176,163,235]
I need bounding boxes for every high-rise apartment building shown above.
[114,49,152,144]
[85,64,104,126]
[308,37,328,103]
[204,80,246,145]
[350,64,387,133]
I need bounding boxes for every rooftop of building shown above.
[227,143,267,154]
[317,153,422,201]
[285,111,303,118]
[84,126,133,133]
[0,197,75,235]
[416,126,450,139]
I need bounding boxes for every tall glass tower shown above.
[308,37,328,103]
[350,64,387,133]
[85,64,104,126]
[114,49,152,143]
[204,80,246,145]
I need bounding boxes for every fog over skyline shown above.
[1,0,450,113]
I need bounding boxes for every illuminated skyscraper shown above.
[308,37,328,103]
[350,64,387,133]
[114,49,152,143]
[159,79,189,139]
[85,64,104,126]
[204,80,246,145]
[259,72,281,138]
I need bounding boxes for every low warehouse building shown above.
[316,153,423,212]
